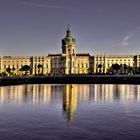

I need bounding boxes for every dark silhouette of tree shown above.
[12,67,16,71]
[138,67,140,74]
[0,72,7,77]
[112,64,120,70]
[123,64,128,74]
[21,65,30,75]
[127,66,133,75]
[6,67,11,76]
[112,64,120,74]
[135,67,140,74]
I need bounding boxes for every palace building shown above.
[0,26,140,76]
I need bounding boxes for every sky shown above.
[0,0,140,56]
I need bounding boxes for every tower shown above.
[61,25,76,74]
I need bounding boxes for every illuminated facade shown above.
[0,26,140,75]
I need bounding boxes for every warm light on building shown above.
[0,26,140,76]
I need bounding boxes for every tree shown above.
[98,64,102,73]
[0,72,7,77]
[21,65,30,75]
[112,64,120,70]
[12,67,16,71]
[6,67,11,76]
[112,64,120,74]
[123,64,128,74]
[127,66,133,75]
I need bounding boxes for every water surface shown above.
[0,84,140,140]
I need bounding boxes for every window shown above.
[54,63,57,68]
[73,49,75,55]
[4,65,6,69]
[68,49,70,54]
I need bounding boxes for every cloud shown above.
[18,0,80,12]
[109,26,140,50]
[121,35,131,46]
[121,25,140,46]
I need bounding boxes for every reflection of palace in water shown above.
[0,85,53,104]
[63,84,77,122]
[0,84,140,121]
[92,84,140,103]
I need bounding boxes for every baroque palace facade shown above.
[0,26,140,76]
